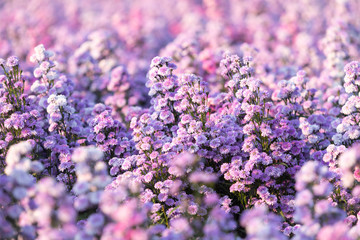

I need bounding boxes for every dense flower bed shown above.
[1,0,360,239]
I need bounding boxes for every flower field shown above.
[1,0,360,239]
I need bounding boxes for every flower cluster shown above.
[0,141,43,239]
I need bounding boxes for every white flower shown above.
[345,83,357,93]
[55,95,67,107]
[34,44,46,62]
[5,141,33,174]
[47,94,57,104]
[47,104,59,114]
[336,123,348,133]
[46,70,58,81]
[341,101,355,115]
